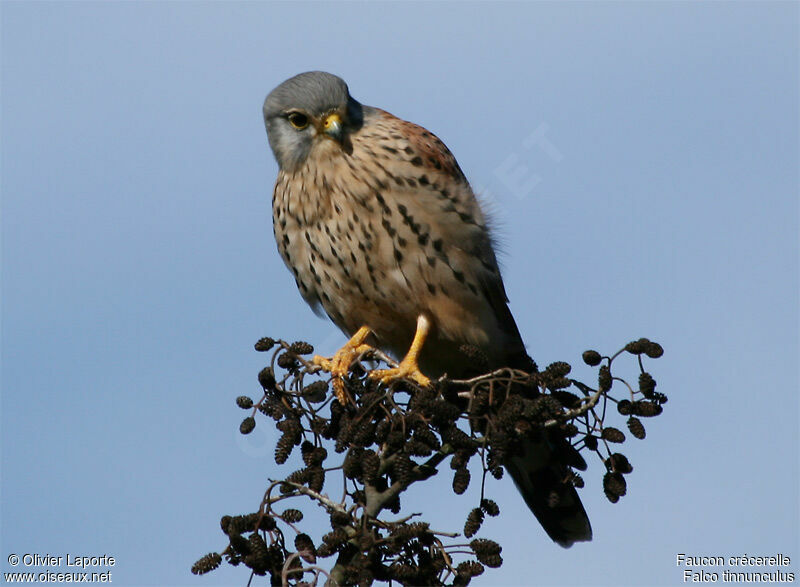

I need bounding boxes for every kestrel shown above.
[263,71,591,547]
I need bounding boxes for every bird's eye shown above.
[287,112,309,129]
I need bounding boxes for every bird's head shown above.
[263,71,363,172]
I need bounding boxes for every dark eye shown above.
[287,112,309,129]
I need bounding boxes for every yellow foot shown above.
[369,360,431,387]
[312,326,374,404]
[368,314,433,388]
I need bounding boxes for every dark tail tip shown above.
[506,445,593,547]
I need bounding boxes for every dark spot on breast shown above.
[418,175,429,186]
[381,218,396,237]
[406,178,417,188]
[418,233,429,246]
[397,237,407,248]
[453,270,465,283]
[410,156,423,166]
[429,157,442,170]
[404,146,414,155]
[433,239,443,252]
[382,146,398,154]
[427,283,436,295]
[458,212,475,224]
[426,256,436,267]
[394,248,403,262]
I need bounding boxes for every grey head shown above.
[263,71,364,172]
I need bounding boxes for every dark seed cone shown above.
[639,372,656,396]
[470,539,502,567]
[322,527,348,548]
[330,510,351,528]
[308,466,325,492]
[553,390,581,409]
[582,350,602,366]
[191,553,222,575]
[362,450,380,483]
[601,427,626,443]
[457,560,485,578]
[280,468,310,494]
[254,337,276,352]
[301,380,328,402]
[603,471,627,502]
[315,543,336,558]
[645,341,664,358]
[453,466,470,494]
[627,416,646,439]
[294,533,316,564]
[246,533,270,575]
[464,507,484,538]
[480,499,500,517]
[624,338,650,355]
[257,367,276,390]
[607,453,633,474]
[280,508,303,523]
[393,454,415,486]
[239,417,256,435]
[277,352,298,370]
[598,365,612,391]
[274,433,294,464]
[289,341,314,355]
[633,400,663,417]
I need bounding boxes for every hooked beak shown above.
[322,113,343,142]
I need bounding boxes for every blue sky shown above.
[2,2,797,585]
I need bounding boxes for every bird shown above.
[262,71,592,547]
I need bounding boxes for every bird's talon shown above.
[312,328,375,404]
[312,355,334,371]
[369,363,431,388]
[332,377,349,405]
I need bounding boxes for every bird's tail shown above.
[504,432,593,548]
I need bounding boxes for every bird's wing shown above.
[355,108,528,368]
